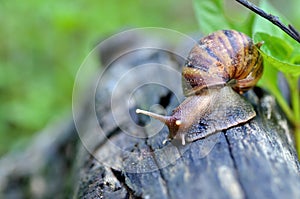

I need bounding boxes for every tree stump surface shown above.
[74,32,300,199]
[1,31,298,199]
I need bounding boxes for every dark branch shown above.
[235,0,300,43]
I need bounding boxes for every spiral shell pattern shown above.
[183,30,263,96]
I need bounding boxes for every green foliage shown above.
[193,0,233,32]
[251,0,300,139]
[193,0,254,35]
[0,0,197,156]
[255,33,300,75]
[193,0,300,156]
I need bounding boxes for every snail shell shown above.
[183,30,263,96]
[136,30,263,145]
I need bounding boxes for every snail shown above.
[136,30,263,145]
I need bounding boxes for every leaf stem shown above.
[295,127,300,159]
[286,75,300,157]
[292,80,300,123]
[286,75,300,159]
[267,82,294,123]
[285,75,300,123]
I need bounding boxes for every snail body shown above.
[136,30,263,145]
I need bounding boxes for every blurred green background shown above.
[0,0,197,156]
[0,0,299,156]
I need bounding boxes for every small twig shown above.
[235,0,300,43]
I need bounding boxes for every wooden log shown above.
[0,119,78,198]
[74,31,300,199]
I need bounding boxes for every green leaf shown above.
[257,57,278,91]
[251,0,300,77]
[193,0,256,35]
[193,0,233,34]
[254,32,300,76]
[252,0,286,38]
[258,60,295,122]
[252,0,300,52]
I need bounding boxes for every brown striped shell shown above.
[136,30,263,145]
[183,29,263,96]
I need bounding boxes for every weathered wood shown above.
[75,32,300,199]
[0,119,78,198]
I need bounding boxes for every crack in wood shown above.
[224,130,248,199]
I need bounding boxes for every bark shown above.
[74,32,300,199]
